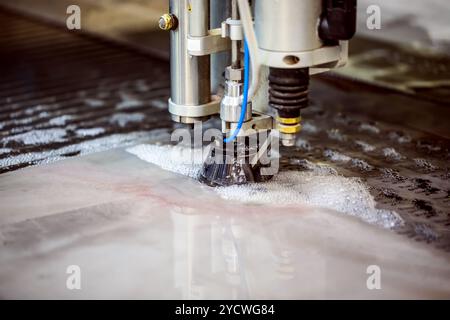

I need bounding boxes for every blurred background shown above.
[1,0,449,55]
[1,0,450,51]
[1,0,449,103]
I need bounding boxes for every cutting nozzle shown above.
[199,134,274,187]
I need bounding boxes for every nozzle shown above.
[269,67,308,146]
[199,134,273,187]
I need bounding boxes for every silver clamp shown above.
[224,112,274,134]
[169,96,221,118]
[187,28,230,56]
[221,18,243,41]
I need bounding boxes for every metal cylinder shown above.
[230,0,240,69]
[170,0,211,111]
[210,0,231,95]
[255,0,322,53]
[220,80,252,123]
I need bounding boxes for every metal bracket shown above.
[168,96,221,118]
[187,28,231,56]
[221,18,244,41]
[225,112,274,134]
[259,41,348,72]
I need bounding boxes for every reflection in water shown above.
[1,156,449,299]
[171,207,251,299]
[169,205,333,299]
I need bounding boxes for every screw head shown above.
[159,14,178,31]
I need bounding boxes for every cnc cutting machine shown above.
[159,0,357,186]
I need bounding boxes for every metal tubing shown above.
[210,0,231,95]
[230,0,240,69]
[170,0,210,109]
[255,0,322,52]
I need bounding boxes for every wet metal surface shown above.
[285,79,450,251]
[0,8,172,173]
[338,37,450,106]
[0,8,449,253]
[1,148,449,299]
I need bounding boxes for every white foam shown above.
[414,158,438,171]
[38,111,50,119]
[135,79,150,92]
[76,128,106,137]
[149,99,167,110]
[117,92,148,110]
[417,141,441,152]
[350,158,374,171]
[217,172,401,228]
[388,131,412,144]
[127,144,203,179]
[84,99,105,108]
[2,129,67,145]
[11,117,33,125]
[24,104,45,116]
[126,144,403,229]
[116,99,144,110]
[110,113,145,127]
[359,123,380,134]
[0,130,170,170]
[355,140,376,152]
[49,115,73,126]
[290,158,338,175]
[327,129,347,142]
[301,122,319,134]
[382,147,403,160]
[295,138,312,151]
[323,149,352,162]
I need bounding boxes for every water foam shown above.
[127,144,202,179]
[355,140,376,152]
[76,128,106,137]
[0,130,170,170]
[126,144,403,229]
[295,138,312,151]
[49,115,73,126]
[84,98,105,108]
[382,147,403,161]
[110,113,145,127]
[359,123,380,134]
[414,158,437,171]
[2,128,67,145]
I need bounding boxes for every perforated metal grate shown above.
[0,8,172,173]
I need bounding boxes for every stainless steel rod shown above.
[170,0,210,107]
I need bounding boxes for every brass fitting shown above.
[276,116,302,134]
[159,14,178,31]
[276,116,301,147]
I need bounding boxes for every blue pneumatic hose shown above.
[224,39,250,143]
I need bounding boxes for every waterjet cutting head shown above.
[199,134,274,187]
[161,0,356,185]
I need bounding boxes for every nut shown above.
[225,66,243,81]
